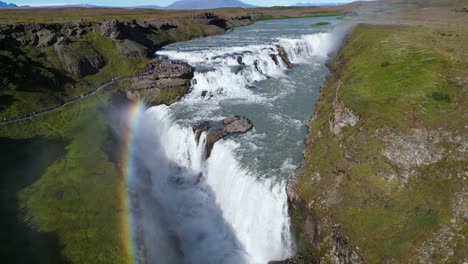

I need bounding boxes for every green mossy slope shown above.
[0,89,130,263]
[289,23,467,263]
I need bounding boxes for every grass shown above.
[256,10,347,21]
[0,32,146,120]
[0,6,349,24]
[293,22,467,263]
[313,22,331,26]
[0,89,131,263]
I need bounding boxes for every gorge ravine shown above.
[126,17,347,264]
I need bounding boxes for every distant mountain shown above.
[39,4,98,8]
[130,5,162,9]
[166,0,255,10]
[0,1,18,8]
[293,2,345,6]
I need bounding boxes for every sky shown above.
[9,0,357,8]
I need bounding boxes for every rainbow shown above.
[119,100,146,264]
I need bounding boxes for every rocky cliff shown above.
[279,23,467,264]
[126,59,195,106]
[0,13,253,79]
[0,12,254,118]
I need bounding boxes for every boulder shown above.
[192,115,253,159]
[205,130,228,158]
[276,45,298,69]
[192,121,210,144]
[223,115,253,133]
[269,54,279,65]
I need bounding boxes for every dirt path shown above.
[0,75,132,126]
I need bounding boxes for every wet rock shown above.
[270,54,279,65]
[205,130,228,159]
[191,115,253,159]
[192,121,210,144]
[223,115,253,133]
[276,45,298,69]
[237,56,245,65]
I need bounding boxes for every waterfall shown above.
[157,33,333,102]
[130,31,336,264]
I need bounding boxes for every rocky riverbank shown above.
[126,58,194,106]
[278,20,467,264]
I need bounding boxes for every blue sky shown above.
[9,0,356,7]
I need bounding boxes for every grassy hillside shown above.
[0,32,146,119]
[289,19,467,263]
[0,86,131,262]
[0,6,349,24]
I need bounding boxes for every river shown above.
[130,16,344,264]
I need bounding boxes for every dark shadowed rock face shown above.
[54,43,106,78]
[270,54,280,65]
[192,115,253,159]
[276,45,298,69]
[192,121,210,144]
[100,19,127,39]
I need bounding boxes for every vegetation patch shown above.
[431,91,452,103]
[0,89,131,263]
[313,22,330,26]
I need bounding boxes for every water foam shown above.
[157,33,333,103]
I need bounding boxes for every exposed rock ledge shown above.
[329,80,358,137]
[126,59,194,105]
[192,115,253,159]
[276,45,299,69]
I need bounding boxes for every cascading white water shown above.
[136,106,292,263]
[157,33,333,101]
[133,18,344,263]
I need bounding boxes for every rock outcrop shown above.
[329,81,358,137]
[100,20,127,39]
[276,45,298,69]
[55,43,106,78]
[126,59,194,105]
[192,115,253,159]
[0,13,254,80]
